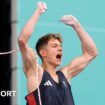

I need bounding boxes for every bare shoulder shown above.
[27,64,44,93]
[60,66,72,81]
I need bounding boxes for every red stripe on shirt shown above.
[26,93,37,105]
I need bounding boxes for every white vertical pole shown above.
[11,0,17,104]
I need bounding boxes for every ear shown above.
[39,49,47,57]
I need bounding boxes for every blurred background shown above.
[0,0,105,105]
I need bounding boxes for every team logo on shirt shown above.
[63,81,67,88]
[44,80,53,86]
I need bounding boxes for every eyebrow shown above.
[51,43,62,46]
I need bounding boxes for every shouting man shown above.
[18,2,98,105]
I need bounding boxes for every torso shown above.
[25,70,75,105]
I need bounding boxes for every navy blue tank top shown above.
[25,70,75,105]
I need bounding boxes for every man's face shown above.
[44,39,62,67]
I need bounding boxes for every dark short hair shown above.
[35,33,62,59]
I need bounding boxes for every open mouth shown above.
[56,54,62,60]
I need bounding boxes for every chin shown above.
[56,62,62,66]
[52,59,62,67]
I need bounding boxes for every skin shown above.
[18,2,98,93]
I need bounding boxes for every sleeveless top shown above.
[25,70,75,105]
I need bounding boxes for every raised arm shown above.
[60,15,98,80]
[18,2,47,77]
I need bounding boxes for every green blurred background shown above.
[17,0,105,105]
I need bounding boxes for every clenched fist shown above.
[60,15,79,27]
[37,2,47,15]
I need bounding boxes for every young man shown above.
[18,2,98,105]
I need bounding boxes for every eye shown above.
[52,44,57,48]
[52,45,57,48]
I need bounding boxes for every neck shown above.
[42,63,57,75]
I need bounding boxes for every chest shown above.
[40,73,70,98]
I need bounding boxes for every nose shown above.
[58,45,62,52]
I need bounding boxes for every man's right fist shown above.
[37,2,47,15]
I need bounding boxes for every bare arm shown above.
[60,15,98,80]
[18,2,47,77]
